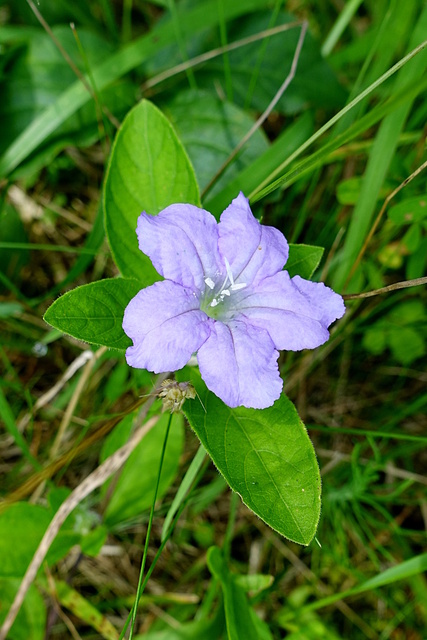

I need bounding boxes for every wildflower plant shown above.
[44,100,345,546]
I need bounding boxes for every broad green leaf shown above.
[164,89,269,199]
[55,580,118,640]
[196,12,347,114]
[0,0,273,177]
[79,525,108,558]
[286,244,324,279]
[102,412,184,527]
[205,112,313,216]
[0,503,79,577]
[0,579,45,640]
[181,373,321,545]
[207,547,273,640]
[5,0,100,29]
[43,278,143,350]
[388,195,427,225]
[0,26,134,175]
[104,99,200,280]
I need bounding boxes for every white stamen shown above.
[230,283,246,291]
[210,298,219,307]
[224,257,234,286]
[222,289,231,296]
[204,277,215,290]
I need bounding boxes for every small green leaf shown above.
[388,195,427,225]
[104,99,200,280]
[362,327,387,356]
[102,412,184,527]
[43,278,143,350]
[0,580,46,640]
[0,503,79,578]
[402,223,422,253]
[388,327,425,365]
[234,573,274,593]
[207,547,273,640]
[286,244,324,279]
[182,374,321,545]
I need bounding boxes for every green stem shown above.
[128,413,173,639]
[222,491,239,561]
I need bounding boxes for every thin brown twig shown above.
[343,276,427,300]
[344,158,427,288]
[141,22,301,92]
[201,21,308,200]
[0,412,161,640]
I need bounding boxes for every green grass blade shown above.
[0,386,41,470]
[288,553,427,618]
[321,0,364,57]
[250,38,427,204]
[332,7,427,289]
[161,444,207,541]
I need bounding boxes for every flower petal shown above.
[123,280,212,372]
[136,204,222,291]
[233,271,345,351]
[218,192,288,287]
[197,319,282,409]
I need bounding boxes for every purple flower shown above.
[123,193,345,409]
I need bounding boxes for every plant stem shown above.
[128,413,173,639]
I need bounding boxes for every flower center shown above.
[201,258,246,319]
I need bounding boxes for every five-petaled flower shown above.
[123,193,345,409]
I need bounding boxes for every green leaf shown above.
[205,112,313,217]
[362,327,387,356]
[388,327,425,365]
[402,223,422,253]
[102,412,184,527]
[388,195,427,225]
[0,26,134,175]
[207,547,273,640]
[164,89,269,199]
[234,573,274,593]
[286,244,324,279]
[0,0,273,177]
[104,99,200,280]
[0,503,79,578]
[181,373,321,545]
[43,278,143,350]
[196,11,347,114]
[0,579,45,640]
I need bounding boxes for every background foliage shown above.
[0,0,426,638]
